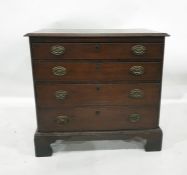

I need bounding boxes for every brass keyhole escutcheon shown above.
[96,63,101,70]
[95,44,101,51]
[96,84,101,91]
[95,111,100,115]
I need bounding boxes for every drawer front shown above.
[37,106,158,132]
[36,83,160,107]
[31,43,163,60]
[33,62,162,82]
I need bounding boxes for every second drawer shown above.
[33,62,162,82]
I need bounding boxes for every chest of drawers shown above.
[25,29,169,157]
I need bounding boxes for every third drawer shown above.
[35,83,161,107]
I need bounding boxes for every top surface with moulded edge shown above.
[25,29,169,37]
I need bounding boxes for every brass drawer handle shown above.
[55,90,68,100]
[56,115,69,125]
[129,89,144,99]
[129,66,144,76]
[51,45,65,55]
[52,66,66,76]
[132,45,146,55]
[128,114,141,122]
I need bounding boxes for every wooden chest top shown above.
[25,29,169,37]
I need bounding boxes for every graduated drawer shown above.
[33,61,162,82]
[37,106,159,132]
[31,43,164,60]
[35,83,160,107]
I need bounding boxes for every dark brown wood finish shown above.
[25,29,169,37]
[29,36,165,43]
[33,61,162,82]
[37,106,158,132]
[31,43,164,60]
[26,29,168,156]
[34,128,163,157]
[36,83,160,107]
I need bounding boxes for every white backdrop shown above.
[0,0,187,175]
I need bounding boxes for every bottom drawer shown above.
[37,106,159,132]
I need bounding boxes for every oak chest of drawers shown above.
[25,29,169,157]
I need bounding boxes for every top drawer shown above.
[31,43,164,60]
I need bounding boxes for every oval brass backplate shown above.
[131,45,146,55]
[51,45,65,55]
[56,115,69,125]
[55,90,68,100]
[129,66,144,76]
[52,66,66,76]
[129,89,144,99]
[128,114,141,122]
